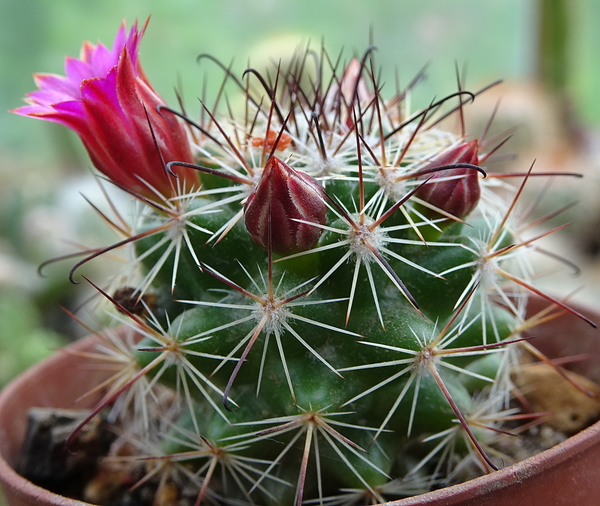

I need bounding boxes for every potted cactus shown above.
[3,19,599,506]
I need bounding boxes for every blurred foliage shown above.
[0,289,65,387]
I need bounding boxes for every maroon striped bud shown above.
[416,140,481,219]
[244,156,327,255]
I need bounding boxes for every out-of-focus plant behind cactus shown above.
[12,20,596,506]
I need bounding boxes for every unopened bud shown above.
[244,156,327,255]
[416,140,481,219]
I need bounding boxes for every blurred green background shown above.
[0,0,599,386]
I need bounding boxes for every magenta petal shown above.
[89,43,117,76]
[79,41,95,64]
[81,71,121,112]
[114,49,146,119]
[52,99,87,119]
[15,99,89,133]
[42,100,90,132]
[11,104,52,117]
[33,73,79,99]
[23,89,68,111]
[82,70,139,149]
[122,21,144,66]
[64,57,94,88]
[110,22,129,59]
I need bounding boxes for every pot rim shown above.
[0,335,100,506]
[389,419,600,505]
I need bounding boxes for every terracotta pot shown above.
[0,335,108,506]
[0,298,599,506]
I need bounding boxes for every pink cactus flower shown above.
[12,20,198,201]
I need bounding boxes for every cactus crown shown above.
[16,21,594,506]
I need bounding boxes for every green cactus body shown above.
[119,76,554,502]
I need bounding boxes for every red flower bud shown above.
[325,58,374,131]
[244,156,327,255]
[338,58,373,106]
[415,140,481,219]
